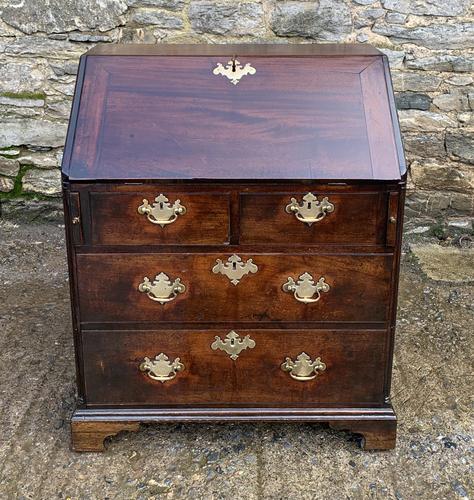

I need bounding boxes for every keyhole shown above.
[232,262,237,270]
[232,56,237,72]
[307,203,312,209]
[159,202,164,209]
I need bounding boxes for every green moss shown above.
[0,91,46,100]
[430,221,448,240]
[0,165,55,202]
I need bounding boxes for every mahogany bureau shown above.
[62,44,406,452]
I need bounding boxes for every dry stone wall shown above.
[0,0,472,227]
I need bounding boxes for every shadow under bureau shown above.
[62,44,406,452]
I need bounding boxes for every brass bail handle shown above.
[138,272,186,304]
[282,272,330,304]
[138,193,186,227]
[285,193,334,226]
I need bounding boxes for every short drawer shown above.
[89,191,230,245]
[77,253,392,323]
[240,191,388,245]
[82,329,388,406]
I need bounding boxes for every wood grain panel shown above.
[90,191,230,245]
[240,191,387,245]
[82,329,387,406]
[64,53,402,181]
[76,253,392,323]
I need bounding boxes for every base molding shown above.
[71,406,397,452]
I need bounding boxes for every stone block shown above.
[410,160,474,193]
[398,110,457,132]
[0,157,20,177]
[446,130,474,164]
[373,22,474,49]
[395,92,431,111]
[381,0,471,16]
[271,0,352,41]
[22,168,62,196]
[189,1,264,36]
[0,0,127,34]
[130,9,184,28]
[0,120,67,148]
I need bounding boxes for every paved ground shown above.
[0,221,472,499]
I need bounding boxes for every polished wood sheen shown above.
[76,253,392,323]
[90,192,231,245]
[63,46,405,181]
[62,44,406,452]
[81,329,388,406]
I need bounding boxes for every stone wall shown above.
[0,0,472,226]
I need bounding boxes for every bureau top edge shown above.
[84,43,384,57]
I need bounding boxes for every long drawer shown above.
[76,253,392,323]
[81,329,388,406]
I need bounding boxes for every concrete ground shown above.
[0,220,472,500]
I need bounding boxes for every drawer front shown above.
[77,253,392,323]
[240,192,387,245]
[89,192,230,245]
[82,329,387,406]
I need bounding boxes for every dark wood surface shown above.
[90,191,231,245]
[240,191,389,245]
[62,45,406,451]
[63,49,404,181]
[81,329,387,406]
[85,43,384,57]
[76,253,392,323]
[71,407,397,451]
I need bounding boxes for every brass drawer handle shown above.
[140,353,184,383]
[138,194,186,227]
[285,193,334,226]
[282,272,330,304]
[138,272,186,304]
[211,331,256,360]
[281,352,326,381]
[212,254,258,285]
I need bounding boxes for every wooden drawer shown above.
[240,191,389,245]
[89,191,230,245]
[82,329,388,406]
[77,253,392,324]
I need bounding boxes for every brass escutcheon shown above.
[282,272,330,304]
[212,254,258,285]
[212,58,256,85]
[138,272,186,304]
[281,352,326,381]
[140,353,184,383]
[211,331,256,360]
[138,194,186,227]
[285,193,334,226]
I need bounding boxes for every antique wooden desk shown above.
[62,44,406,451]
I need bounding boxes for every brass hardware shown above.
[389,216,396,224]
[212,254,258,285]
[211,331,256,360]
[139,353,184,383]
[282,272,330,304]
[72,216,80,225]
[138,194,186,227]
[281,352,326,381]
[285,193,334,226]
[138,272,186,304]
[213,59,256,85]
